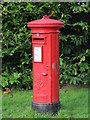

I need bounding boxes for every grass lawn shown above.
[2,85,88,119]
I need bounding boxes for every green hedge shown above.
[2,2,90,89]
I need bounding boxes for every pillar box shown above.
[27,11,64,113]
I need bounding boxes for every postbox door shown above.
[32,34,51,103]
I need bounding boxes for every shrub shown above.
[2,2,90,89]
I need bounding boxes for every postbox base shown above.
[32,102,60,114]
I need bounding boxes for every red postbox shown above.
[27,11,64,113]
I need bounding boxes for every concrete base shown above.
[32,102,60,114]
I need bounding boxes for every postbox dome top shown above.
[27,11,64,28]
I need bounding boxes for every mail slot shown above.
[33,38,44,40]
[32,37,45,44]
[27,11,64,113]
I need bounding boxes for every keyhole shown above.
[46,66,48,68]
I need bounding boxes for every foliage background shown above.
[2,2,90,89]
